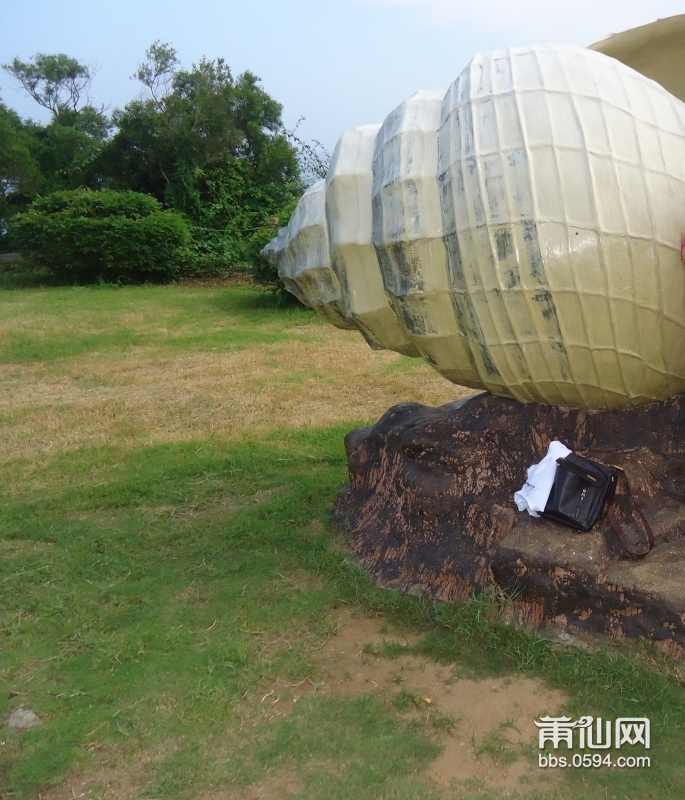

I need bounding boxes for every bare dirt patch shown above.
[229,612,568,797]
[39,743,176,800]
[311,611,567,796]
[200,770,305,800]
[41,612,567,800]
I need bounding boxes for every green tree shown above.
[4,53,94,115]
[101,42,302,272]
[2,46,313,292]
[3,53,111,193]
[20,116,108,194]
[0,101,41,250]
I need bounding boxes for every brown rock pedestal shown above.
[333,393,685,659]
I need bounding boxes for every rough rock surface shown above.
[333,392,685,659]
[4,707,42,729]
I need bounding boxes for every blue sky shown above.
[2,1,684,152]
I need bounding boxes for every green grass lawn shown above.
[1,282,685,799]
[0,282,319,365]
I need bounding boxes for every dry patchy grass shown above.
[0,326,472,461]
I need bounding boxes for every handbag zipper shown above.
[575,487,588,518]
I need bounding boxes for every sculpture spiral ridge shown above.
[263,44,685,410]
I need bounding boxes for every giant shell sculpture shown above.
[263,25,685,411]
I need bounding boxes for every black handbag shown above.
[541,453,654,560]
[541,453,613,532]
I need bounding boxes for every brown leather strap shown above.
[606,471,654,560]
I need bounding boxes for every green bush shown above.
[244,196,302,305]
[11,189,190,283]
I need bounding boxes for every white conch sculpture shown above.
[263,28,685,411]
[261,181,354,329]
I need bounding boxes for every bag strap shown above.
[605,470,654,561]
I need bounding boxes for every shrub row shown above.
[11,189,190,283]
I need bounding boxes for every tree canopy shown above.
[1,53,110,207]
[1,43,324,287]
[0,101,41,226]
[105,43,299,202]
[4,53,95,115]
[100,41,303,269]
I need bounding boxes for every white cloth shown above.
[514,440,572,517]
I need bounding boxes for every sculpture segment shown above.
[438,44,685,408]
[263,40,685,411]
[372,89,482,388]
[589,14,685,105]
[261,226,313,309]
[270,180,354,330]
[325,125,420,355]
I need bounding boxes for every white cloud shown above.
[354,0,685,46]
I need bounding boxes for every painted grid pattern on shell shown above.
[262,43,685,411]
[372,90,483,389]
[438,44,685,409]
[326,124,420,355]
[281,180,354,330]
